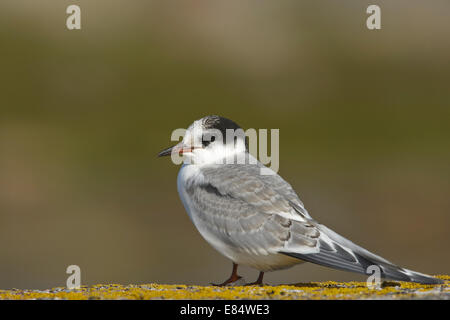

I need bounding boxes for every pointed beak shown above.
[157,142,197,157]
[157,145,176,157]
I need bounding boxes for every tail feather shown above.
[281,224,444,285]
[283,250,443,284]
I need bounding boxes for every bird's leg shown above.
[245,272,265,286]
[211,263,242,286]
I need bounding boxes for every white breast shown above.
[176,164,201,223]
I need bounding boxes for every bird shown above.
[158,115,443,286]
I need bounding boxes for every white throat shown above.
[183,142,247,166]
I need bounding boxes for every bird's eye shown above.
[202,135,215,147]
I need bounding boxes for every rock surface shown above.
[1,275,448,300]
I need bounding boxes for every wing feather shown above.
[184,162,443,284]
[185,164,320,255]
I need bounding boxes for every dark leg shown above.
[245,272,265,286]
[211,263,242,286]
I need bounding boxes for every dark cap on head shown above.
[202,115,248,149]
[202,115,242,136]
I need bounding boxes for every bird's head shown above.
[158,115,247,165]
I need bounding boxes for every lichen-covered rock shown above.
[1,275,448,300]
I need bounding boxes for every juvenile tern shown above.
[158,115,443,285]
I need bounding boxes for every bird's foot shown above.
[244,272,265,286]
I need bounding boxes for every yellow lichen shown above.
[0,275,448,300]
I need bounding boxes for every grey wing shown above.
[202,162,311,219]
[188,164,443,284]
[256,165,312,219]
[185,164,320,255]
[192,164,378,269]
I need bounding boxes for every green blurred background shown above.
[0,0,449,289]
